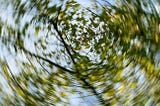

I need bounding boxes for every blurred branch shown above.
[46,4,109,106]
[18,46,76,74]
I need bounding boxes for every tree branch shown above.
[19,46,75,74]
[46,7,109,105]
[50,20,76,64]
[41,5,108,105]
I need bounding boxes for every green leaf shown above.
[35,26,40,36]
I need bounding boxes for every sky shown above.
[0,0,102,105]
[76,0,115,7]
[0,0,160,105]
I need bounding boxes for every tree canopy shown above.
[0,0,160,105]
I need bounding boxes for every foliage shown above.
[0,0,160,105]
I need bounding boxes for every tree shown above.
[0,0,159,105]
